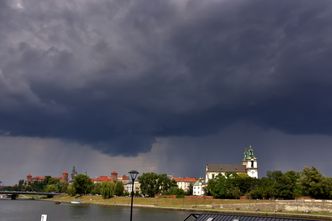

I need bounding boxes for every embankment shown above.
[47,195,332,220]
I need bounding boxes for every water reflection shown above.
[0,200,188,221]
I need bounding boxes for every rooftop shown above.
[185,213,314,221]
[206,164,246,173]
[173,177,198,183]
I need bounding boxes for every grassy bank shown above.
[49,194,258,208]
[47,195,332,220]
[18,194,48,200]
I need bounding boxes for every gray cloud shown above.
[1,0,332,156]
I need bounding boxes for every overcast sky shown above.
[1,0,332,185]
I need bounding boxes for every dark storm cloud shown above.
[1,0,332,155]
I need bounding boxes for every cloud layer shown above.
[1,0,332,156]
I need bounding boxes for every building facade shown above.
[173,177,197,192]
[242,146,258,178]
[124,180,141,194]
[205,146,258,183]
[193,179,206,196]
[26,170,69,184]
[205,164,247,183]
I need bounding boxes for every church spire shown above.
[243,145,256,161]
[71,166,78,181]
[242,145,258,178]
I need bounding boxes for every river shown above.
[0,200,190,221]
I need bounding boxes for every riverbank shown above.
[47,195,332,220]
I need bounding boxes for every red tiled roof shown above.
[92,176,113,182]
[122,175,129,180]
[173,177,198,183]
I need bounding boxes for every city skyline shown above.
[1,0,332,184]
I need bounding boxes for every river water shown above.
[0,200,190,221]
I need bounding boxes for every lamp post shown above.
[128,170,139,221]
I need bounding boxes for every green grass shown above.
[51,195,264,207]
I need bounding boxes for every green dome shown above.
[243,146,256,160]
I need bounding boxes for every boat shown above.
[0,194,10,200]
[70,200,81,204]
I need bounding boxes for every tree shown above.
[157,174,177,194]
[206,173,241,199]
[73,174,93,195]
[45,184,58,193]
[298,167,332,199]
[18,180,25,191]
[138,172,177,197]
[249,171,300,199]
[139,172,160,197]
[59,182,68,193]
[114,181,124,196]
[100,182,115,199]
[186,183,193,195]
[166,186,185,198]
[249,177,274,199]
[232,174,257,196]
[320,177,332,199]
[277,171,300,199]
[91,183,102,195]
[67,184,76,196]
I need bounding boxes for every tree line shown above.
[4,167,332,200]
[138,172,192,197]
[206,167,332,199]
[2,176,68,193]
[1,174,125,199]
[67,174,125,199]
[2,172,188,199]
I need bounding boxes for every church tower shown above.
[242,146,258,178]
[71,166,78,181]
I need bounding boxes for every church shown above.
[205,146,258,183]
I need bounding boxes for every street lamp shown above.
[128,170,139,221]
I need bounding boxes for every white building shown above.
[205,146,258,183]
[124,180,141,194]
[173,177,197,192]
[205,164,247,183]
[242,146,258,178]
[193,179,206,196]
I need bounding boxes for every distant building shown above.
[62,170,69,183]
[205,163,246,182]
[111,171,118,180]
[242,146,258,178]
[26,170,69,184]
[205,146,258,183]
[118,175,129,184]
[193,179,206,196]
[125,180,141,194]
[173,177,198,192]
[71,166,78,181]
[91,171,130,185]
[26,174,45,184]
[91,176,113,184]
